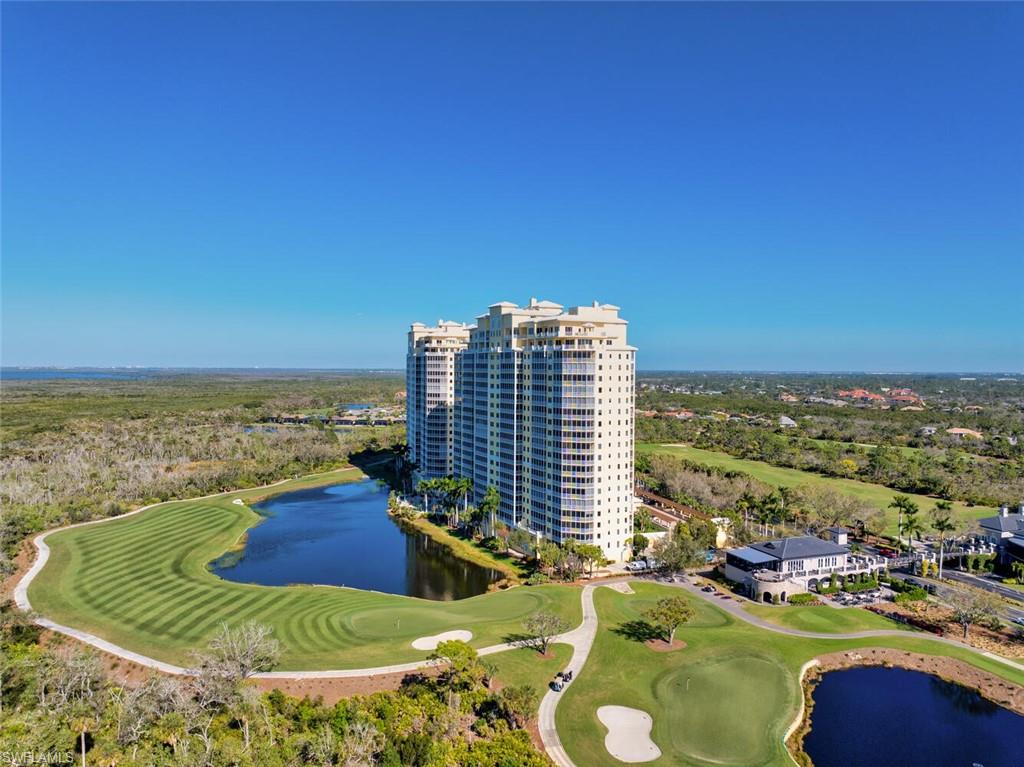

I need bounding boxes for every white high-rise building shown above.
[406,299,636,561]
[406,321,471,479]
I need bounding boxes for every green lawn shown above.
[29,469,580,670]
[744,604,912,634]
[487,643,572,711]
[638,443,993,534]
[557,582,1024,767]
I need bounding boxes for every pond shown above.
[804,667,1024,767]
[211,479,502,600]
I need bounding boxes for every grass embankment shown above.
[638,443,993,534]
[557,582,1023,767]
[396,516,531,583]
[28,469,580,670]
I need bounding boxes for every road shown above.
[942,570,1024,605]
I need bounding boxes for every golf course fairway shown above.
[555,582,1024,767]
[26,468,580,669]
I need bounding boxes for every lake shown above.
[211,479,502,600]
[804,667,1024,767]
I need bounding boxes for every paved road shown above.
[943,570,1024,605]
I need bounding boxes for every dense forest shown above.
[0,613,548,767]
[0,373,405,575]
[637,417,1023,507]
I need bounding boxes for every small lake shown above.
[211,479,502,600]
[805,667,1024,767]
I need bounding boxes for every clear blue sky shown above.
[3,2,1022,371]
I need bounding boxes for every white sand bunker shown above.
[411,630,473,650]
[597,706,661,763]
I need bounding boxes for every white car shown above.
[625,561,648,572]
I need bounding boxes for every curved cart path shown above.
[537,577,1023,767]
[15,502,1024,767]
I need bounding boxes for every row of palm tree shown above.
[415,475,474,528]
[890,494,959,578]
[735,487,798,537]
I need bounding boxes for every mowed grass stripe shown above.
[68,504,215,546]
[73,506,231,555]
[162,588,280,642]
[71,518,237,596]
[29,473,583,669]
[72,526,231,592]
[71,507,232,569]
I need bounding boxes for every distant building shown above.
[724,534,885,603]
[778,392,799,403]
[837,388,886,403]
[946,427,984,441]
[777,415,797,429]
[918,426,938,437]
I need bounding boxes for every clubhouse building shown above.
[724,530,887,603]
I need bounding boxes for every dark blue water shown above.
[1,368,155,381]
[805,667,1024,767]
[211,479,501,600]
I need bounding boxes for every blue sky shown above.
[3,2,1022,371]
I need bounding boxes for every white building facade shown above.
[407,299,636,562]
[406,321,471,479]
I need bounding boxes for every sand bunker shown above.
[597,705,661,763]
[606,582,634,594]
[411,630,473,651]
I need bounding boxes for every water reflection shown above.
[805,667,1023,767]
[211,479,502,600]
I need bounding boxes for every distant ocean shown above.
[1,368,404,382]
[1,368,157,381]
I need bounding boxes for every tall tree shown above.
[930,501,957,580]
[479,486,501,538]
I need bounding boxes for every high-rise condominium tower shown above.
[406,299,635,562]
[406,320,471,479]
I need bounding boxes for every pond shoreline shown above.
[389,513,526,586]
[786,648,1024,766]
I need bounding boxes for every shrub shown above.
[894,587,927,603]
[525,572,550,586]
[788,593,820,605]
[843,578,879,593]
[772,593,780,605]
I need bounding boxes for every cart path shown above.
[537,577,1023,767]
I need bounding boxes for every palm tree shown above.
[930,501,956,580]
[760,491,784,537]
[457,477,473,525]
[480,486,501,537]
[901,514,924,553]
[736,492,758,532]
[416,478,437,516]
[888,495,919,553]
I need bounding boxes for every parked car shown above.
[1012,617,1024,627]
[625,560,648,572]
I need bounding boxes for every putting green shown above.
[27,470,580,670]
[655,654,793,765]
[556,582,1024,767]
